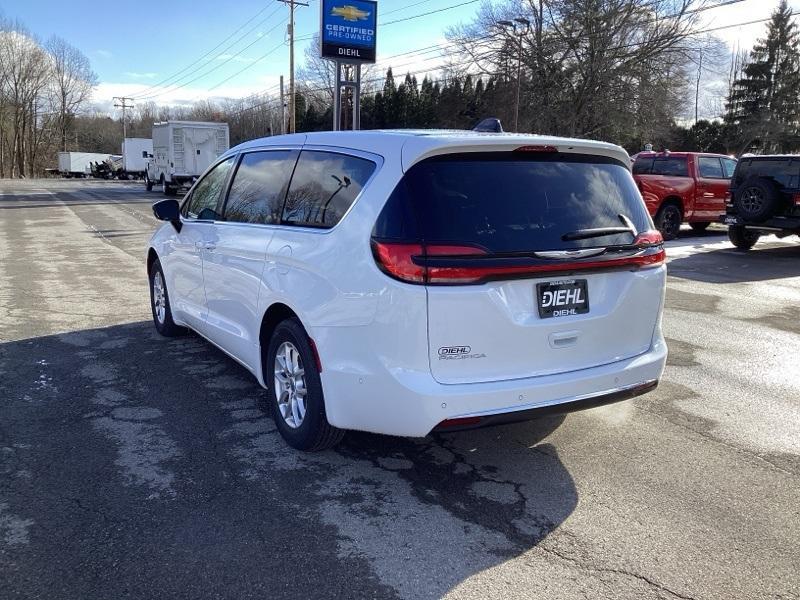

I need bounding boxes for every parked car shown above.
[724,154,800,250]
[146,131,668,451]
[632,151,737,239]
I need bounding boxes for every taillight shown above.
[792,193,800,206]
[515,145,558,153]
[371,242,425,283]
[372,233,665,286]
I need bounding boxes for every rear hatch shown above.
[372,149,665,385]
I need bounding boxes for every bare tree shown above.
[45,35,97,151]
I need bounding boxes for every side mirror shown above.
[152,199,182,232]
[142,150,148,158]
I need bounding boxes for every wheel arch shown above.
[659,195,684,216]
[146,247,159,275]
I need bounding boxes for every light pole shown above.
[497,17,530,132]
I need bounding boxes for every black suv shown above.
[724,155,800,250]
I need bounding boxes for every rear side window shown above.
[652,157,688,177]
[698,156,724,178]
[282,151,376,228]
[721,157,737,178]
[632,156,688,177]
[224,150,297,224]
[376,152,653,252]
[183,157,235,220]
[632,158,653,175]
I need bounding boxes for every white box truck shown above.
[145,121,230,195]
[58,152,113,178]
[119,138,153,179]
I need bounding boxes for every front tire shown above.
[145,174,153,191]
[655,203,683,241]
[266,318,344,451]
[728,225,760,251]
[149,259,183,337]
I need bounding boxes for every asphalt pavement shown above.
[1,178,798,600]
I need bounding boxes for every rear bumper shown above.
[320,335,667,437]
[432,380,657,432]
[723,213,800,232]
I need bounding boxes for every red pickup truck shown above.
[632,151,737,239]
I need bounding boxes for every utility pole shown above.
[113,97,134,140]
[497,18,530,132]
[280,75,286,134]
[278,0,308,134]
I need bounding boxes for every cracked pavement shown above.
[0,179,798,599]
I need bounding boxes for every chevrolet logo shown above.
[331,5,371,21]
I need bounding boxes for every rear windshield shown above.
[633,156,689,177]
[375,152,652,252]
[734,157,800,189]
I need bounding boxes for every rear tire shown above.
[266,318,344,451]
[728,225,760,251]
[690,221,710,232]
[734,177,780,222]
[149,259,184,337]
[655,203,682,240]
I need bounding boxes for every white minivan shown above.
[147,130,668,450]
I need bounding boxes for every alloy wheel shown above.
[274,341,307,429]
[152,271,166,324]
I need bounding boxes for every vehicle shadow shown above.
[668,241,800,283]
[1,321,577,600]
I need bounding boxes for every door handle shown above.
[195,241,216,251]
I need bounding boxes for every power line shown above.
[135,16,289,101]
[129,4,279,99]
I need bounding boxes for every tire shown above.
[161,176,177,196]
[655,203,683,241]
[149,259,184,337]
[728,225,760,251]
[145,174,153,192]
[266,318,345,451]
[734,177,780,222]
[690,221,710,232]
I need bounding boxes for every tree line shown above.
[3,0,800,177]
[0,19,97,177]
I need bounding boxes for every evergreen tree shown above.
[726,0,800,152]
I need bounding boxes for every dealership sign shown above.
[320,0,377,63]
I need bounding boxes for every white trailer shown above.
[120,138,153,178]
[58,152,113,177]
[145,121,230,195]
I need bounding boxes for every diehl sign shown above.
[320,0,377,64]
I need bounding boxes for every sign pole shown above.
[353,64,361,131]
[333,61,342,131]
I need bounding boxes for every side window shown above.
[224,150,297,224]
[698,156,724,179]
[651,157,689,177]
[721,158,737,178]
[183,157,235,220]
[282,151,376,228]
[632,158,653,175]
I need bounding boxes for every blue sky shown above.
[5,0,800,115]
[6,0,482,109]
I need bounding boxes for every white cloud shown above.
[96,49,113,59]
[124,72,159,80]
[90,77,283,113]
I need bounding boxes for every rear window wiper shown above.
[561,213,638,242]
